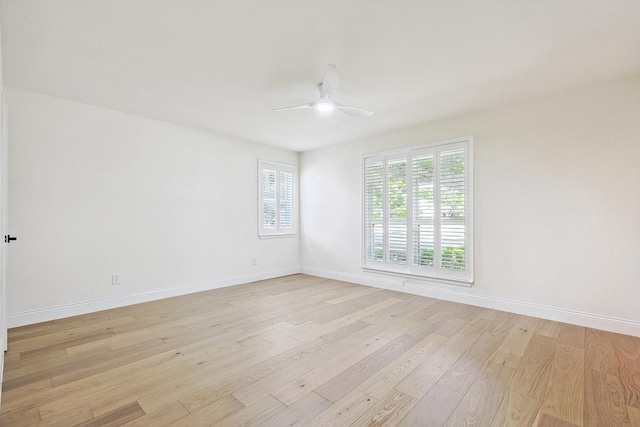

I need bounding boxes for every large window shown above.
[363,136,473,283]
[259,160,295,237]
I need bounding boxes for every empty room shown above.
[0,1,639,426]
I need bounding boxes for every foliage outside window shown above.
[363,137,473,283]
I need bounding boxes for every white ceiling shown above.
[1,1,639,152]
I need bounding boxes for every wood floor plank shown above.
[9,329,115,355]
[314,333,422,403]
[76,401,146,427]
[584,369,631,427]
[178,338,333,413]
[356,333,449,399]
[349,320,406,343]
[489,350,522,370]
[539,344,585,426]
[586,328,618,375]
[167,394,245,427]
[319,319,371,342]
[0,378,52,408]
[41,349,185,418]
[511,334,557,401]
[304,389,379,427]
[406,300,453,324]
[270,331,395,405]
[536,319,562,339]
[325,286,379,305]
[259,392,331,427]
[535,412,581,427]
[5,334,163,389]
[437,311,516,394]
[351,389,418,427]
[1,274,638,427]
[558,323,586,350]
[395,331,477,399]
[288,292,397,326]
[33,404,94,427]
[0,402,41,427]
[455,304,485,321]
[627,405,640,427]
[215,395,286,427]
[611,331,640,410]
[51,338,169,387]
[65,329,256,417]
[232,335,371,406]
[490,389,541,427]
[6,314,130,344]
[434,317,470,337]
[292,297,402,343]
[121,401,190,427]
[324,296,404,325]
[496,315,540,358]
[397,384,463,427]
[137,334,299,415]
[361,296,437,325]
[443,360,515,427]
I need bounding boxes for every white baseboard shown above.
[301,266,640,338]
[7,267,301,328]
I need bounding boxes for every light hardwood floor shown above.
[1,274,639,426]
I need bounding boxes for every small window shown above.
[363,136,473,283]
[259,160,295,237]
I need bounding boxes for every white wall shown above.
[6,77,640,336]
[300,77,640,335]
[7,88,300,325]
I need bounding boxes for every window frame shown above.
[362,136,474,284]
[258,160,296,238]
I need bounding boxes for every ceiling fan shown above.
[274,64,374,117]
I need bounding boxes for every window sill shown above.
[259,233,297,240]
[362,267,474,288]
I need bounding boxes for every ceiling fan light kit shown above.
[274,64,374,117]
[314,98,335,112]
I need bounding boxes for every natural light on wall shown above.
[363,136,473,283]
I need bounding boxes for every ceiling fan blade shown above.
[322,64,339,97]
[272,102,314,112]
[336,104,374,117]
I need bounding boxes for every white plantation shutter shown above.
[439,146,466,278]
[261,167,277,230]
[259,161,295,237]
[279,169,293,229]
[411,149,436,275]
[365,157,385,266]
[363,137,473,283]
[387,156,408,270]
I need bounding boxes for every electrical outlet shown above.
[400,279,407,288]
[252,258,257,266]
[112,273,120,285]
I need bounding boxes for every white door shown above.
[0,93,7,353]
